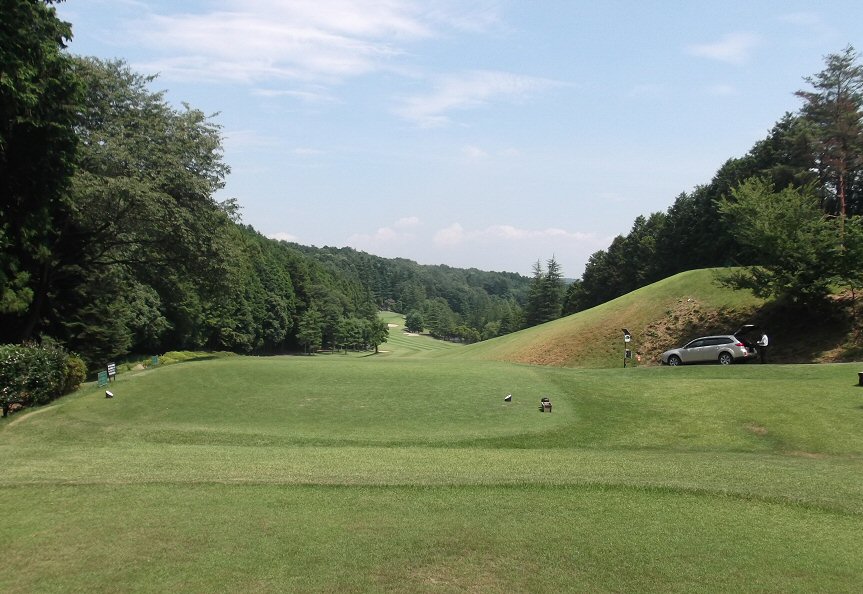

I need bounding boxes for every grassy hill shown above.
[460,268,861,368]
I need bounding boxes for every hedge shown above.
[1,343,86,415]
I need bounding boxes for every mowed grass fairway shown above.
[3,350,863,591]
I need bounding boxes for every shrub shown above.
[1,343,81,413]
[63,354,87,394]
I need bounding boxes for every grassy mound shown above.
[459,269,762,368]
[459,268,863,368]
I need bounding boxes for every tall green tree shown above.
[718,178,837,304]
[423,297,457,339]
[49,58,233,361]
[561,279,585,316]
[524,260,545,326]
[796,45,863,220]
[539,255,564,322]
[297,308,323,354]
[524,257,565,326]
[364,318,389,354]
[0,0,82,339]
[405,310,424,333]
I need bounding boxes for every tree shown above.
[796,45,863,221]
[0,0,82,339]
[405,311,424,333]
[481,320,501,340]
[841,216,863,325]
[337,317,364,351]
[525,257,565,326]
[539,255,564,322]
[718,178,838,304]
[561,279,586,316]
[364,318,389,354]
[423,298,456,339]
[297,308,323,354]
[524,260,545,326]
[61,58,233,360]
[453,324,480,344]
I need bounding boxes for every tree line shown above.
[286,244,532,342]
[561,46,863,315]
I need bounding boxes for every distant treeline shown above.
[286,243,532,342]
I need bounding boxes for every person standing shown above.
[757,333,769,364]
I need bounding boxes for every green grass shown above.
[3,352,863,592]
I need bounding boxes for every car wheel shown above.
[718,352,733,365]
[667,355,681,366]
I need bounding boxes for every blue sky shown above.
[57,1,863,276]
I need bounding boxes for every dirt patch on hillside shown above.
[637,298,754,365]
[638,294,862,365]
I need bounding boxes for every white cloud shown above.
[687,32,760,64]
[395,70,565,127]
[347,217,421,248]
[433,222,466,246]
[251,88,337,103]
[342,219,605,274]
[129,0,501,85]
[433,223,596,247]
[394,216,421,228]
[268,231,300,242]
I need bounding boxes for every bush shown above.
[1,343,82,413]
[63,354,87,394]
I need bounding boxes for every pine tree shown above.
[524,260,545,327]
[539,256,564,322]
[796,45,863,221]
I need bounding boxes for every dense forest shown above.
[3,1,863,372]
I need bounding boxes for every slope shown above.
[458,268,767,368]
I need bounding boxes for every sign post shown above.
[622,328,632,368]
[107,362,117,382]
[97,371,108,387]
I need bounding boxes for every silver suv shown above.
[660,335,755,366]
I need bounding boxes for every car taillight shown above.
[735,342,745,347]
